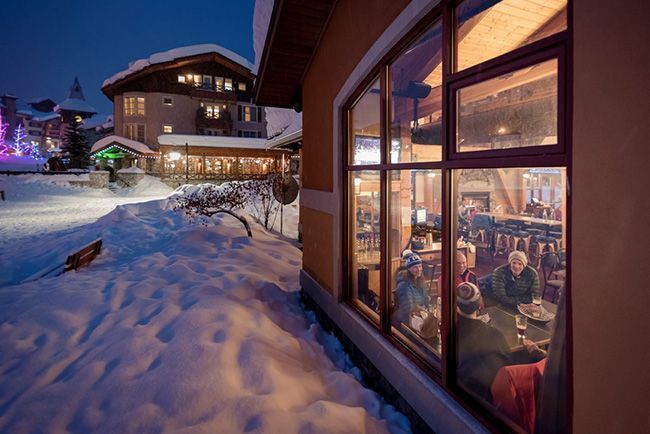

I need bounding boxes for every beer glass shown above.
[515,314,527,339]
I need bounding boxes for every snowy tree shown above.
[0,111,9,155]
[62,116,90,168]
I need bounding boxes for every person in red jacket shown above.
[437,251,477,293]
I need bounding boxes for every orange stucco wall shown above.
[572,0,650,432]
[301,0,411,193]
[301,206,334,294]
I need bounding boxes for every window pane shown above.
[349,171,381,320]
[455,0,567,72]
[453,167,566,433]
[349,78,380,165]
[389,21,442,163]
[389,169,442,361]
[457,58,558,152]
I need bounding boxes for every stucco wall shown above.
[301,206,335,294]
[572,0,650,432]
[302,0,411,193]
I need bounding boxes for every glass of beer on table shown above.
[515,314,527,339]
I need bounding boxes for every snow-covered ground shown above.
[0,176,410,433]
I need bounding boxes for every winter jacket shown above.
[492,263,540,307]
[394,271,430,325]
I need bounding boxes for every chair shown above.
[540,252,564,303]
[491,359,547,433]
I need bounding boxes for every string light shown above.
[91,144,160,159]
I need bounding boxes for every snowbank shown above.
[0,176,410,434]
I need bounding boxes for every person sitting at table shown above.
[457,282,511,401]
[394,250,430,326]
[456,282,546,401]
[492,251,540,308]
[437,251,477,293]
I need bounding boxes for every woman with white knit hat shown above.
[491,250,540,308]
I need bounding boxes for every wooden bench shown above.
[63,239,103,273]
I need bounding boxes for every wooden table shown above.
[483,300,557,352]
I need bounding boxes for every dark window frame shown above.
[341,1,572,432]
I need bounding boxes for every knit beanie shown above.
[457,282,481,314]
[402,249,422,269]
[508,250,528,267]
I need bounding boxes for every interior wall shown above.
[572,0,650,431]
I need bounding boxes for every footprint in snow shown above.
[135,305,163,326]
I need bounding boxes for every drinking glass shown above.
[515,314,528,339]
[532,295,542,306]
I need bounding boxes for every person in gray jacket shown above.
[492,250,540,308]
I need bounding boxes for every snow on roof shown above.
[82,113,112,130]
[54,98,96,114]
[91,135,158,155]
[157,134,268,150]
[34,112,60,122]
[103,44,256,88]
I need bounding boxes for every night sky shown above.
[0,0,256,115]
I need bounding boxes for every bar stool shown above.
[530,235,557,268]
[493,226,512,259]
[510,230,532,255]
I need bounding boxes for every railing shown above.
[162,173,269,182]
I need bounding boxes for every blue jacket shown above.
[394,271,430,324]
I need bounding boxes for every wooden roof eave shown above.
[254,0,338,108]
[102,52,255,101]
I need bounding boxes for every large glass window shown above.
[349,78,381,165]
[344,4,568,432]
[389,21,443,163]
[389,169,443,361]
[455,0,567,71]
[454,167,566,432]
[349,171,381,321]
[456,58,558,152]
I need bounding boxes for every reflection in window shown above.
[349,171,381,321]
[455,0,567,71]
[349,79,380,165]
[389,169,442,360]
[390,21,443,163]
[457,59,558,152]
[454,167,566,433]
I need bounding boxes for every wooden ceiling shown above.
[254,0,337,109]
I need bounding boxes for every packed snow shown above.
[0,175,411,433]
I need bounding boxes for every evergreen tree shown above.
[62,116,90,168]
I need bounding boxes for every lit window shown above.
[124,96,145,116]
[225,78,233,91]
[238,82,246,91]
[177,75,186,83]
[163,125,173,134]
[215,77,224,92]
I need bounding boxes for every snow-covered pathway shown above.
[0,177,410,433]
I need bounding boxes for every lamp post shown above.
[185,142,189,182]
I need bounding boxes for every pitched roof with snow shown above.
[103,44,256,88]
[54,98,97,114]
[91,135,159,156]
